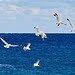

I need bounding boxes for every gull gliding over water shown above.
[0,38,18,48]
[23,43,31,51]
[34,27,47,40]
[67,18,75,32]
[53,13,66,26]
[33,59,40,67]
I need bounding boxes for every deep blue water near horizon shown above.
[0,33,75,75]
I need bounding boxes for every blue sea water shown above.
[0,33,75,75]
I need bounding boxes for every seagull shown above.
[33,59,40,67]
[34,26,47,40]
[53,13,66,26]
[23,43,31,51]
[0,38,18,48]
[67,18,75,32]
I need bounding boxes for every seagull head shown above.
[34,27,36,29]
[67,18,69,21]
[34,26,39,29]
[54,13,57,16]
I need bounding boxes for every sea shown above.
[0,33,74,75]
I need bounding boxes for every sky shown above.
[0,0,75,33]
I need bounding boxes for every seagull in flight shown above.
[53,13,66,26]
[23,43,31,51]
[34,26,47,40]
[0,38,18,48]
[33,59,40,67]
[67,18,75,32]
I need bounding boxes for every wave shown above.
[0,64,16,70]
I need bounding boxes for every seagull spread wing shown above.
[27,43,31,48]
[36,59,40,64]
[10,45,18,47]
[56,15,62,23]
[67,18,73,29]
[54,13,62,23]
[0,38,8,45]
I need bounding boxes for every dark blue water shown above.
[0,33,74,75]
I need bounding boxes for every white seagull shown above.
[23,43,31,51]
[34,26,47,40]
[33,59,40,67]
[53,13,66,26]
[67,18,75,32]
[0,38,18,48]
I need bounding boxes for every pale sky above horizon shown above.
[0,0,75,33]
